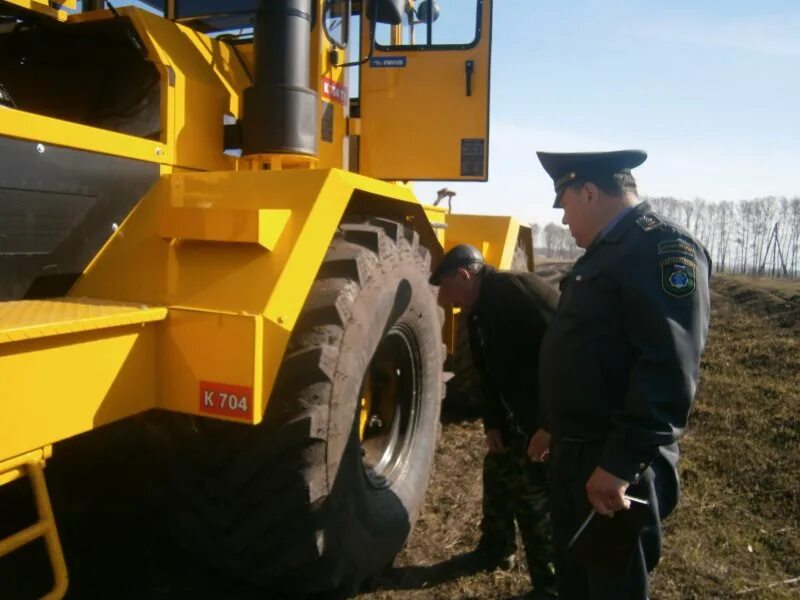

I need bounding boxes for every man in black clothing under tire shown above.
[432,245,559,599]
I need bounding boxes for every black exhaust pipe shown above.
[242,0,317,157]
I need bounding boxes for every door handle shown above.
[465,60,474,97]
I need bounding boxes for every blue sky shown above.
[415,0,800,227]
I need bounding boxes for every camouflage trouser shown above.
[479,432,557,592]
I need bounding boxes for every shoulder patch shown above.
[658,239,695,257]
[636,214,664,232]
[660,256,696,297]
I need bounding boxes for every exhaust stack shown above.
[242,0,317,158]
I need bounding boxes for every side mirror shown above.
[415,0,441,23]
[367,0,407,24]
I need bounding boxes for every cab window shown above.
[375,0,481,49]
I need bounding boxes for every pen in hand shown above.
[566,495,649,550]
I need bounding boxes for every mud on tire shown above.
[148,216,443,597]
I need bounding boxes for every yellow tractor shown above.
[0,0,532,596]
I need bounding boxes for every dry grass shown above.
[362,275,800,600]
[650,276,800,600]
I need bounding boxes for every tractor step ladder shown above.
[0,447,68,600]
[0,297,168,598]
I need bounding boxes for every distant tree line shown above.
[531,223,583,260]
[533,196,800,279]
[647,196,799,278]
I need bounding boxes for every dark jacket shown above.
[468,266,560,438]
[539,201,711,494]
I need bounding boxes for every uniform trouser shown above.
[550,439,664,600]
[479,433,557,592]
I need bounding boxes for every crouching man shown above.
[432,244,560,600]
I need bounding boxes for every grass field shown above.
[361,274,800,600]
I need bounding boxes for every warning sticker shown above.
[321,76,347,105]
[199,381,254,420]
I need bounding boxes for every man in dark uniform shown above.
[431,245,560,599]
[532,150,711,600]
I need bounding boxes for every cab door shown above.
[358,0,492,181]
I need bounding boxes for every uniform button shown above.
[575,274,583,282]
[638,463,646,470]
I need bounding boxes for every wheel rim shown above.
[358,323,422,489]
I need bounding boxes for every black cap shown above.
[536,149,647,208]
[429,244,484,285]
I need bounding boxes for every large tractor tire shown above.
[149,216,443,597]
[443,240,530,416]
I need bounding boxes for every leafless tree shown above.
[783,197,800,276]
[543,223,560,258]
[537,195,799,278]
[531,222,541,250]
[542,223,580,259]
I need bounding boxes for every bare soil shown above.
[361,274,800,600]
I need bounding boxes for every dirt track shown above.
[1,275,798,599]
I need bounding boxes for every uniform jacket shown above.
[468,266,560,438]
[539,201,711,495]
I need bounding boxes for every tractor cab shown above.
[0,0,491,179]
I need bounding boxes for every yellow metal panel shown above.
[11,0,76,9]
[0,324,159,460]
[73,169,422,318]
[2,0,69,20]
[159,206,291,250]
[181,30,251,118]
[423,204,448,245]
[444,213,522,269]
[71,168,439,421]
[125,8,231,172]
[0,299,166,344]
[358,1,492,180]
[347,117,362,136]
[312,2,348,171]
[0,109,170,165]
[259,316,292,420]
[157,309,264,424]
